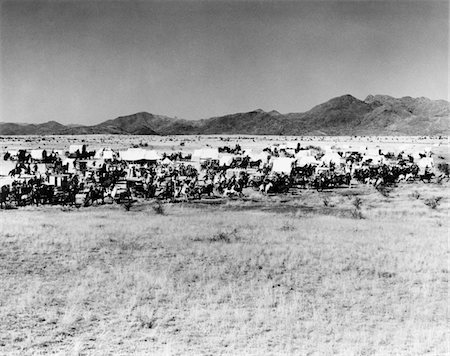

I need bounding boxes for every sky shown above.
[0,0,448,124]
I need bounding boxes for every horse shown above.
[13,185,33,206]
[259,181,273,195]
[223,183,242,197]
[0,185,10,208]
[9,167,21,177]
[199,182,214,198]
[84,186,106,206]
[248,160,262,169]
[419,171,435,183]
[38,185,55,204]
[313,175,327,192]
[31,185,41,206]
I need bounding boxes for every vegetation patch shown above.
[152,201,166,215]
[424,196,442,209]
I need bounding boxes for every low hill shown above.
[1,94,448,136]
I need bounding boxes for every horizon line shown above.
[2,93,449,126]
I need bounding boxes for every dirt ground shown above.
[0,179,448,355]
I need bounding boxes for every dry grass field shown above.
[0,181,448,355]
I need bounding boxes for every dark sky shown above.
[1,0,448,124]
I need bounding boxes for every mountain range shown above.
[1,94,448,136]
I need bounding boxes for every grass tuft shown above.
[351,197,364,219]
[352,197,363,210]
[280,220,296,231]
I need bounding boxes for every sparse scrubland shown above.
[0,182,448,355]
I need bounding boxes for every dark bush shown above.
[424,197,442,209]
[153,202,165,215]
[437,163,449,176]
[208,228,240,243]
[352,197,363,210]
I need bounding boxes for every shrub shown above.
[209,232,231,243]
[351,209,364,219]
[352,197,363,210]
[152,202,165,215]
[410,190,420,200]
[280,220,296,231]
[351,197,364,219]
[376,185,391,198]
[209,228,239,243]
[437,163,449,176]
[424,197,442,209]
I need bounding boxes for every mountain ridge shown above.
[1,94,449,136]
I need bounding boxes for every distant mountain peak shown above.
[1,94,448,136]
[249,108,265,114]
[365,94,395,104]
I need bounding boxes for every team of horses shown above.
[0,158,441,209]
[1,143,446,209]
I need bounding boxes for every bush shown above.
[123,200,133,211]
[352,197,363,210]
[152,202,165,215]
[410,190,420,200]
[209,228,240,243]
[351,209,364,219]
[209,232,231,243]
[351,197,364,219]
[437,163,449,176]
[280,220,296,231]
[424,197,442,209]
[376,185,391,198]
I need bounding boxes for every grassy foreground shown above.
[0,183,448,355]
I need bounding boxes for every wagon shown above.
[111,180,130,202]
[225,168,247,179]
[75,192,87,206]
[247,172,264,190]
[127,179,147,198]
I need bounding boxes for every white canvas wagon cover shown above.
[69,144,86,154]
[417,157,434,170]
[192,148,219,160]
[271,157,295,174]
[119,149,160,161]
[219,155,233,166]
[0,160,16,176]
[295,150,313,158]
[94,148,117,160]
[30,149,45,160]
[320,153,342,166]
[296,156,319,167]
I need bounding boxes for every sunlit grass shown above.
[0,183,448,355]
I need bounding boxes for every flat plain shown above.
[0,135,448,355]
